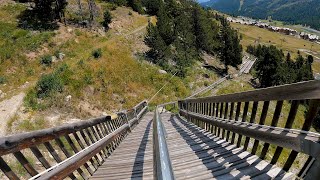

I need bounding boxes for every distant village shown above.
[227,16,320,44]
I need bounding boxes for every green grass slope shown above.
[0,2,220,133]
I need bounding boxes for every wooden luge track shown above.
[91,112,294,180]
[1,80,320,180]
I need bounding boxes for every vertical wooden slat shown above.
[237,101,249,147]
[219,102,224,118]
[44,139,80,179]
[55,138,72,157]
[283,100,319,171]
[105,122,117,151]
[214,103,219,135]
[243,101,258,151]
[55,136,90,179]
[206,103,209,131]
[85,128,104,165]
[65,135,94,176]
[79,130,99,170]
[231,102,241,144]
[207,103,212,131]
[260,100,283,159]
[215,102,220,117]
[251,101,269,155]
[73,132,98,172]
[222,102,228,139]
[217,102,224,137]
[299,99,320,178]
[94,125,104,139]
[13,151,38,176]
[0,157,19,180]
[226,102,235,141]
[30,146,51,169]
[211,103,215,133]
[44,141,63,162]
[224,102,229,119]
[91,126,108,159]
[271,100,299,165]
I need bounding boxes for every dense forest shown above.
[144,0,242,76]
[201,0,320,30]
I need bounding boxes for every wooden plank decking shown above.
[90,112,295,180]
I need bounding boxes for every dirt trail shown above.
[0,93,25,136]
[124,23,148,37]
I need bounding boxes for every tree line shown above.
[246,45,320,132]
[144,0,242,76]
[247,44,314,88]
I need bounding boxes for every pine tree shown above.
[128,0,144,14]
[193,6,219,54]
[144,23,168,65]
[173,11,197,76]
[156,6,175,46]
[254,45,283,87]
[143,0,161,15]
[102,9,112,30]
[219,18,242,72]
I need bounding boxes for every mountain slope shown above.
[201,0,320,30]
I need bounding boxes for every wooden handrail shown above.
[30,124,130,180]
[183,80,320,103]
[0,116,109,156]
[0,100,148,180]
[173,80,320,179]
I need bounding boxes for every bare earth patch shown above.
[0,92,25,136]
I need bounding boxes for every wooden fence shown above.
[0,101,148,180]
[177,80,320,179]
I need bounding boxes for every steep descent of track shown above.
[90,111,295,179]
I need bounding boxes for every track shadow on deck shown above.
[168,114,284,179]
[131,120,152,179]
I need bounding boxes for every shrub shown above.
[84,73,93,85]
[74,29,82,36]
[24,89,45,110]
[92,48,102,59]
[36,73,63,98]
[40,55,52,66]
[0,76,6,84]
[102,10,112,30]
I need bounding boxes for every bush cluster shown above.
[0,76,6,84]
[40,55,52,66]
[92,48,102,59]
[24,63,72,110]
[36,73,63,98]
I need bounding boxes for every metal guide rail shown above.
[0,101,148,180]
[176,80,320,180]
[153,106,175,180]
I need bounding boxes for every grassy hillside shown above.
[230,22,320,74]
[0,1,220,134]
